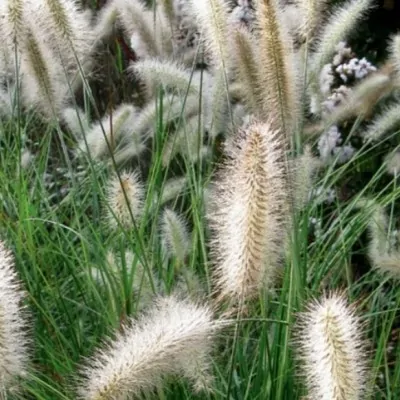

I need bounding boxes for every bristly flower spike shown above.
[187,0,231,70]
[160,208,191,268]
[254,0,299,133]
[78,296,223,399]
[208,121,289,304]
[104,170,145,232]
[0,240,30,394]
[295,292,369,400]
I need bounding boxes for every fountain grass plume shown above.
[367,206,400,279]
[231,27,261,116]
[294,292,369,400]
[187,0,231,70]
[131,59,200,98]
[77,104,137,160]
[295,0,329,43]
[104,170,145,232]
[160,208,191,267]
[363,102,400,142]
[77,296,223,399]
[0,241,30,394]
[208,121,289,304]
[254,0,299,133]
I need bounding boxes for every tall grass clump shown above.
[0,0,399,399]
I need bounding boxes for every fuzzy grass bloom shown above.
[187,0,231,69]
[0,241,30,394]
[362,103,400,142]
[131,59,200,98]
[77,104,138,160]
[105,170,145,231]
[160,208,191,267]
[208,121,289,303]
[254,0,299,132]
[367,206,400,279]
[78,296,221,399]
[295,293,368,400]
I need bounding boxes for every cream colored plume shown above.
[254,0,299,133]
[0,241,30,394]
[187,0,231,70]
[295,292,368,400]
[208,121,289,303]
[78,296,222,399]
[367,206,400,279]
[104,170,145,231]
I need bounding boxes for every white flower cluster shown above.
[316,42,377,164]
[317,125,355,165]
[335,57,376,82]
[319,42,377,111]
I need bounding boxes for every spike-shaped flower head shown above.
[160,208,191,267]
[105,170,145,232]
[77,104,138,161]
[254,0,299,132]
[78,296,221,399]
[0,241,30,393]
[208,121,289,304]
[187,0,231,70]
[367,206,400,279]
[295,292,368,400]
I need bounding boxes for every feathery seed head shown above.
[294,0,329,43]
[160,208,191,267]
[115,0,173,59]
[0,241,30,394]
[384,151,400,176]
[367,206,400,279]
[291,145,322,209]
[362,103,400,142]
[2,0,25,46]
[254,0,299,132]
[94,3,119,40]
[158,176,187,205]
[62,107,91,139]
[32,0,95,64]
[295,292,368,400]
[328,71,394,124]
[20,26,68,117]
[389,34,400,77]
[162,115,204,167]
[77,104,136,160]
[131,59,200,99]
[133,94,199,140]
[105,170,145,231]
[187,0,231,70]
[231,27,262,115]
[78,296,221,399]
[208,121,289,303]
